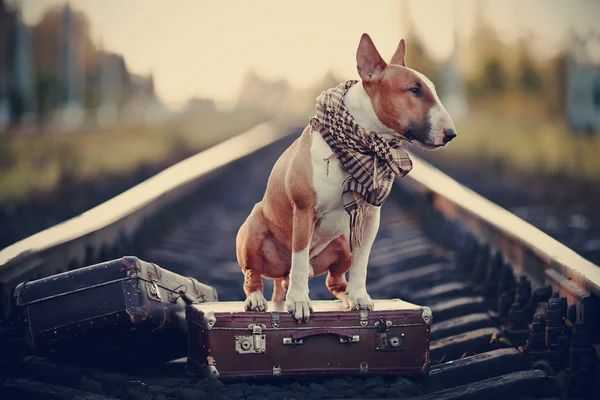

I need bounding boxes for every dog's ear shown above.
[390,39,407,67]
[356,33,387,81]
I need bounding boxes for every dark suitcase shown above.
[14,256,218,362]
[187,299,431,379]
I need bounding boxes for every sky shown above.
[18,0,600,108]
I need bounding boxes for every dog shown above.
[236,33,456,322]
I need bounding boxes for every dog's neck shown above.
[343,82,397,141]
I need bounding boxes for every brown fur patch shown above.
[363,66,436,139]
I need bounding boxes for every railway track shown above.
[418,157,600,266]
[0,122,599,399]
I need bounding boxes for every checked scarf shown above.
[309,80,413,250]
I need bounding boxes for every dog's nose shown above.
[443,129,457,143]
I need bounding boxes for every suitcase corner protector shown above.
[121,256,142,275]
[206,365,220,379]
[420,306,432,326]
[202,310,217,330]
[13,281,27,305]
[421,361,431,376]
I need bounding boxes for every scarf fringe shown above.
[349,206,366,252]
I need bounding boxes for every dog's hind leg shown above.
[236,205,269,311]
[272,278,286,302]
[311,235,352,302]
[323,236,352,302]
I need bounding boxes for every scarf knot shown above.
[309,80,413,250]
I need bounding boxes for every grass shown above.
[433,96,600,184]
[0,108,270,203]
[3,93,597,204]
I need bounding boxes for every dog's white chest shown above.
[309,131,350,243]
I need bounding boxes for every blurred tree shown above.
[481,58,506,93]
[515,37,542,93]
[519,62,542,93]
[467,0,509,96]
[542,51,568,117]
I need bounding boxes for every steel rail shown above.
[0,121,288,320]
[399,154,600,327]
[1,124,599,399]
[1,122,599,328]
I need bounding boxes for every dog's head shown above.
[357,33,456,148]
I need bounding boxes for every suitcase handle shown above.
[290,328,359,343]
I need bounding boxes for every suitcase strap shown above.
[168,284,205,305]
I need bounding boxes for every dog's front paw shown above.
[286,289,313,323]
[346,288,374,311]
[244,291,268,312]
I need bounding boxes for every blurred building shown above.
[121,72,169,125]
[236,69,293,114]
[566,34,600,134]
[0,0,15,131]
[96,46,125,128]
[0,0,35,131]
[12,4,36,127]
[54,1,85,131]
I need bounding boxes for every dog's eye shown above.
[410,87,421,96]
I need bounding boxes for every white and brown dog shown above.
[236,33,456,322]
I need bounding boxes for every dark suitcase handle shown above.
[291,328,358,343]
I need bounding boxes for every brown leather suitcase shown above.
[187,299,431,379]
[13,256,218,362]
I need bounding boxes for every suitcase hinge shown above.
[234,324,266,354]
[360,362,369,373]
[375,317,392,332]
[272,364,282,376]
[271,312,280,328]
[359,310,369,326]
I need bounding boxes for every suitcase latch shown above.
[376,331,405,352]
[234,324,266,355]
